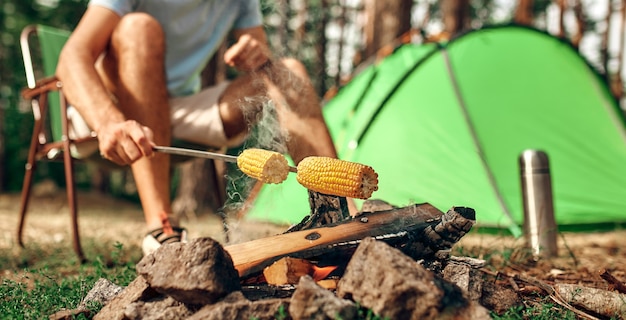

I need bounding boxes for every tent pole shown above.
[440,49,523,237]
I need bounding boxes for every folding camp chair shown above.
[18,24,91,261]
[18,24,227,262]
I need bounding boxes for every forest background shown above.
[0,0,624,216]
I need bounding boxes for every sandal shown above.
[142,226,188,256]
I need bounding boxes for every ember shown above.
[312,265,339,282]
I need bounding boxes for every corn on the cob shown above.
[296,156,378,199]
[237,148,290,184]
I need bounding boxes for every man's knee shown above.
[111,13,165,54]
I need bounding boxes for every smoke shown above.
[220,78,293,222]
[219,1,324,230]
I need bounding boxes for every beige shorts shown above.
[69,81,246,158]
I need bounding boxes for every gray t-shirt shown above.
[89,0,263,97]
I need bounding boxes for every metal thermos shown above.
[519,150,558,258]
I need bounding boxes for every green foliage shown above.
[274,304,289,320]
[0,0,89,191]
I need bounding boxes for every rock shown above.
[443,261,483,301]
[49,278,123,320]
[80,277,124,309]
[480,279,520,315]
[289,275,357,320]
[123,296,196,320]
[187,291,290,320]
[94,276,161,320]
[336,237,491,320]
[136,237,241,305]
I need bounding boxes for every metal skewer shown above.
[153,145,297,172]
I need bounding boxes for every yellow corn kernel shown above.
[296,156,379,199]
[237,148,290,184]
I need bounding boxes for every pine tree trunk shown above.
[571,0,585,48]
[362,0,412,59]
[612,0,626,99]
[0,108,4,192]
[515,0,534,25]
[556,0,566,38]
[441,0,470,38]
[601,0,613,81]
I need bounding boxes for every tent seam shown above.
[440,48,522,237]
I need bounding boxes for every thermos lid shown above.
[519,149,550,173]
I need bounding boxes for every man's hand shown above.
[97,120,155,165]
[224,33,271,72]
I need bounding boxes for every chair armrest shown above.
[21,76,62,100]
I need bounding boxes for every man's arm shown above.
[56,6,154,165]
[224,26,272,72]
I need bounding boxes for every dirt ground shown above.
[3,184,626,316]
[0,183,289,252]
[3,184,626,273]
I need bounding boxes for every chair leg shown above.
[63,148,86,263]
[17,111,45,248]
[17,161,36,248]
[59,92,86,263]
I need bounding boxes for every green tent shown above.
[243,25,626,236]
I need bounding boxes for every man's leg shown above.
[98,13,176,231]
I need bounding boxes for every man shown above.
[56,1,343,255]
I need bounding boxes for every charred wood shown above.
[286,191,350,232]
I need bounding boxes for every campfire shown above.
[51,188,494,320]
[48,151,626,319]
[50,153,492,319]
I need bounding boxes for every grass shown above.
[491,302,579,320]
[0,240,141,319]
[0,233,589,320]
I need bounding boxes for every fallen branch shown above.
[556,283,626,319]
[599,269,626,294]
[513,274,600,320]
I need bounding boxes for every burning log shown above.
[263,257,314,285]
[225,202,475,277]
[262,256,340,286]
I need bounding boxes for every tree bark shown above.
[0,108,4,192]
[613,0,626,99]
[556,0,566,38]
[571,0,585,48]
[316,0,329,95]
[362,0,412,59]
[601,0,612,80]
[514,0,534,25]
[441,0,470,38]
